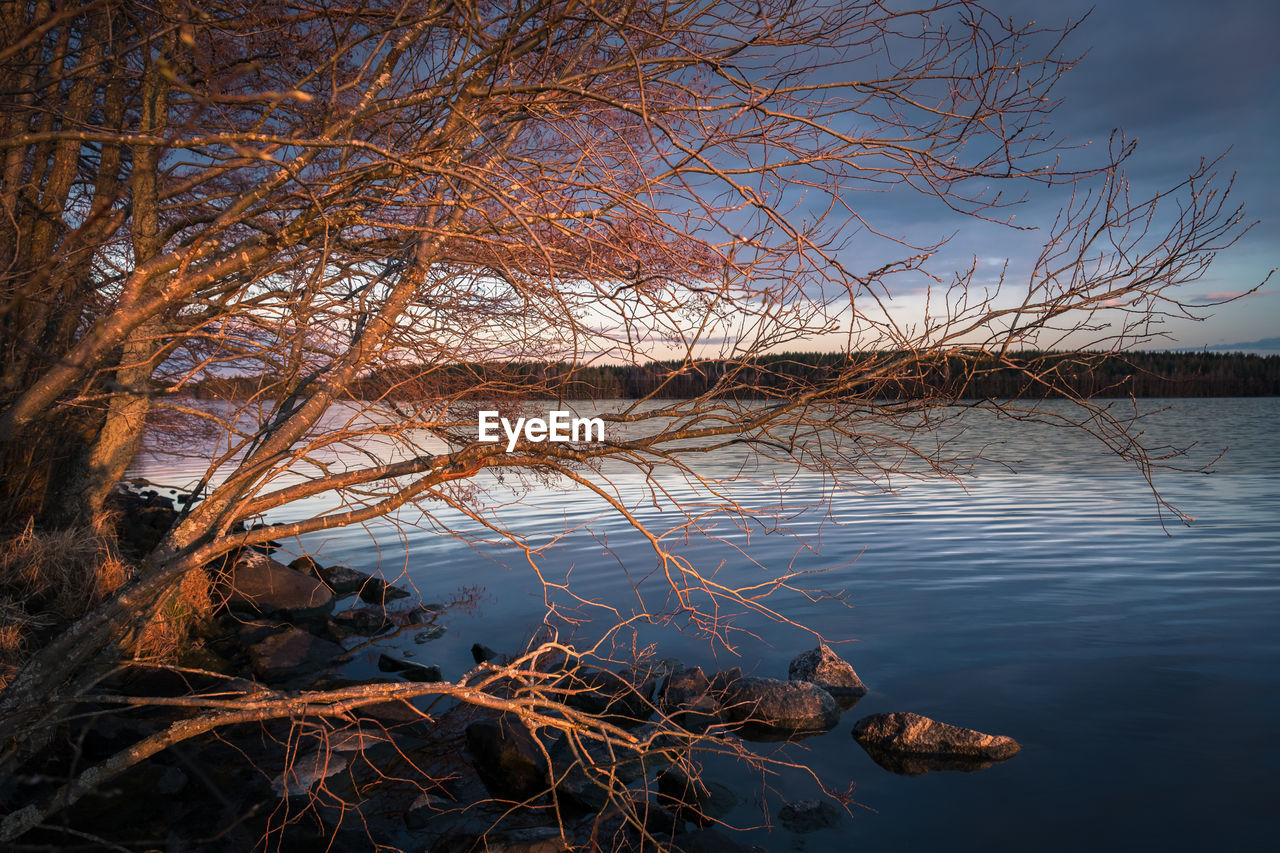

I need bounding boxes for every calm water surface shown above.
[132,398,1280,851]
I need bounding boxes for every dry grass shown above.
[131,567,214,660]
[0,519,134,687]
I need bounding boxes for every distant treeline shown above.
[189,350,1280,400]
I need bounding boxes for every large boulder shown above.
[465,716,551,799]
[851,712,1020,763]
[788,644,867,699]
[227,551,334,622]
[719,676,840,737]
[247,627,345,683]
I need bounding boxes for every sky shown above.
[950,0,1279,350]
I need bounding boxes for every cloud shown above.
[1185,290,1263,305]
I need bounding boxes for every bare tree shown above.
[0,0,1260,847]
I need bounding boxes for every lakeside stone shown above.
[558,667,655,727]
[272,750,350,798]
[719,676,840,736]
[659,665,721,733]
[328,606,393,638]
[465,716,551,799]
[317,564,373,595]
[471,643,499,664]
[247,627,344,682]
[227,551,334,622]
[851,712,1020,762]
[358,575,413,605]
[377,653,442,683]
[657,764,737,824]
[287,555,322,577]
[788,643,867,698]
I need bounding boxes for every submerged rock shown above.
[378,653,442,683]
[414,625,447,643]
[851,712,1020,763]
[719,676,840,737]
[778,799,839,829]
[777,799,842,833]
[788,644,867,698]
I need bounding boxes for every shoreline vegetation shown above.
[188,351,1280,402]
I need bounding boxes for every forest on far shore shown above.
[188,350,1280,402]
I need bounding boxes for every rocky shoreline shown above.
[25,491,1021,850]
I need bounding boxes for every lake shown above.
[130,397,1280,851]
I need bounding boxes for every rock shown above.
[851,712,1020,763]
[788,644,867,699]
[626,798,683,839]
[548,733,654,810]
[271,750,350,798]
[318,564,373,595]
[414,625,447,643]
[329,607,392,637]
[657,764,708,806]
[287,555,323,577]
[465,716,551,799]
[403,792,439,830]
[710,666,742,693]
[227,551,334,621]
[559,667,654,727]
[659,666,721,733]
[777,799,842,833]
[471,643,499,664]
[378,654,442,682]
[656,764,736,824]
[719,677,840,737]
[587,799,683,846]
[326,729,393,753]
[247,627,345,682]
[358,575,413,605]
